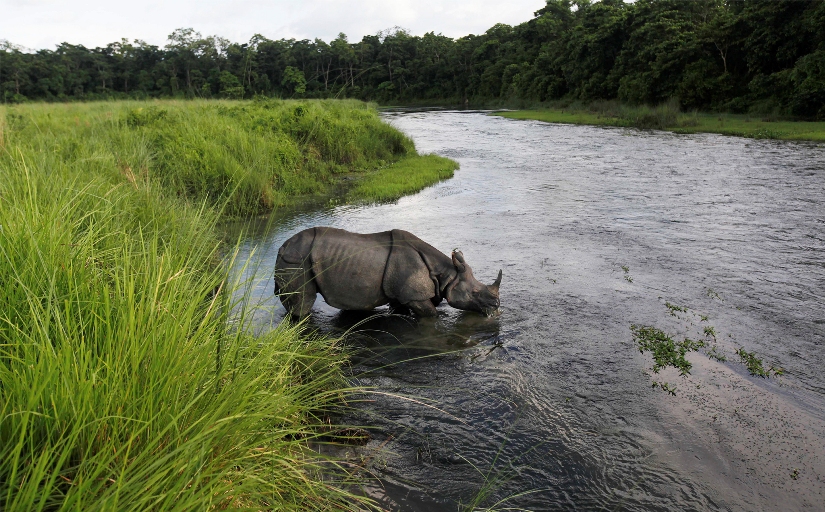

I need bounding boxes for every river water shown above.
[231,111,825,511]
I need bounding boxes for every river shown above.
[231,111,825,511]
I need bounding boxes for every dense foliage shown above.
[2,0,824,118]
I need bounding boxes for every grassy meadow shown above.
[496,100,825,141]
[0,99,455,510]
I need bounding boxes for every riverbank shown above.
[0,99,451,510]
[2,99,455,217]
[494,103,825,141]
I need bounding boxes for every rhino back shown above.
[310,227,393,310]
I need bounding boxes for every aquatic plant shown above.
[630,325,705,377]
[706,345,728,363]
[736,348,784,378]
[664,302,688,317]
[621,265,633,283]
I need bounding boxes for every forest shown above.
[1,0,824,118]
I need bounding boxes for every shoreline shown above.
[494,109,825,142]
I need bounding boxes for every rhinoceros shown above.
[274,227,501,318]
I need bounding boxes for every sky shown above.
[1,0,547,51]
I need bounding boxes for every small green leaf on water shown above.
[665,302,688,317]
[620,265,633,282]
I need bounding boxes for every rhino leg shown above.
[406,299,438,317]
[274,257,317,318]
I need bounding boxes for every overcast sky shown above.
[2,0,547,51]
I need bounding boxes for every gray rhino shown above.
[274,227,501,318]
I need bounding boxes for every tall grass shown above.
[0,101,378,510]
[4,99,416,217]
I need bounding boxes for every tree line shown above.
[2,0,823,118]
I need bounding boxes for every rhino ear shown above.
[451,251,467,273]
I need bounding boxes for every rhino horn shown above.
[491,269,502,291]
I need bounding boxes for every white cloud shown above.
[1,0,545,49]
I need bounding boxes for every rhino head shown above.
[445,251,502,316]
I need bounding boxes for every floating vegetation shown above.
[665,302,688,317]
[736,348,784,377]
[632,305,787,395]
[736,348,768,377]
[652,381,677,396]
[631,325,706,377]
[707,345,727,362]
[621,265,633,283]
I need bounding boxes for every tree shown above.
[281,66,306,96]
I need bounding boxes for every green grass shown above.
[2,99,455,218]
[347,154,459,203]
[0,101,394,510]
[496,101,825,141]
